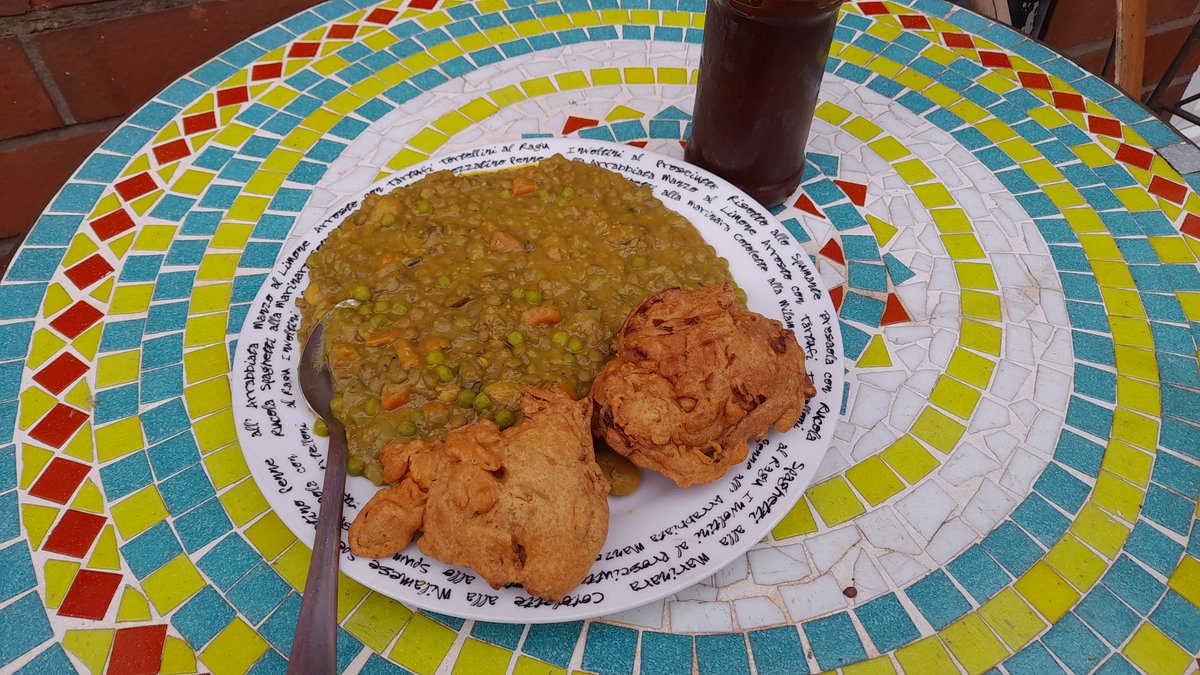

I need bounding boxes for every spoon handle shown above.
[287,419,348,675]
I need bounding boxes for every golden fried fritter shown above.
[591,285,816,487]
[347,388,609,602]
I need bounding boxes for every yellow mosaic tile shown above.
[19,445,54,490]
[218,477,271,527]
[954,262,998,290]
[19,388,57,432]
[1044,533,1107,590]
[336,575,372,622]
[940,613,1008,675]
[941,233,986,260]
[1110,406,1159,451]
[184,344,230,383]
[910,407,966,453]
[843,117,883,142]
[184,312,229,347]
[63,629,115,674]
[117,586,151,622]
[345,592,414,654]
[1123,623,1193,674]
[161,637,198,675]
[44,559,80,609]
[89,278,114,303]
[977,587,1046,650]
[109,285,154,315]
[1015,561,1079,622]
[1092,471,1144,524]
[1099,287,1146,318]
[70,479,104,514]
[1116,377,1160,417]
[41,284,73,320]
[173,169,216,196]
[204,443,251,489]
[271,542,310,592]
[87,525,120,570]
[845,455,905,506]
[453,639,512,675]
[194,408,238,454]
[460,97,500,121]
[1069,503,1130,560]
[199,619,270,675]
[184,376,232,419]
[389,613,458,675]
[960,290,1001,321]
[1101,440,1153,487]
[1149,235,1197,263]
[512,656,566,675]
[1167,555,1200,608]
[94,417,145,462]
[929,376,981,420]
[857,334,892,368]
[1108,316,1154,349]
[244,511,298,560]
[945,347,996,388]
[110,486,168,539]
[771,498,818,540]
[22,504,58,550]
[880,434,940,484]
[894,636,957,673]
[806,476,867,526]
[72,324,103,362]
[142,555,206,614]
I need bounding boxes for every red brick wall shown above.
[1042,0,1200,104]
[0,0,322,244]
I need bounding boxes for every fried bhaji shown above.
[348,388,608,602]
[590,284,816,487]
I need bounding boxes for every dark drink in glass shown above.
[685,0,844,207]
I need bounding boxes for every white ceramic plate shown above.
[232,138,843,622]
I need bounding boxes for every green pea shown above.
[631,255,648,269]
[347,457,365,476]
[567,337,584,353]
[473,393,492,411]
[313,418,329,437]
[510,287,526,300]
[507,330,525,347]
[357,303,372,316]
[552,331,569,346]
[538,188,550,200]
[353,285,372,302]
[500,189,512,199]
[425,350,445,366]
[526,290,543,305]
[495,409,515,429]
[417,200,432,213]
[456,390,476,408]
[561,186,575,199]
[364,397,380,416]
[391,303,408,315]
[398,421,417,436]
[371,314,390,328]
[379,213,396,226]
[437,275,452,288]
[331,393,343,411]
[562,353,576,366]
[435,365,455,382]
[374,300,390,313]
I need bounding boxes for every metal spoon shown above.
[288,322,347,674]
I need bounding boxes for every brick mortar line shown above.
[0,0,214,38]
[18,33,75,125]
[0,116,120,152]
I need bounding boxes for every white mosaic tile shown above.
[748,545,812,586]
[895,482,956,543]
[779,574,848,622]
[670,600,733,633]
[805,526,862,575]
[962,479,1017,532]
[940,444,1001,486]
[926,518,978,565]
[734,597,788,630]
[858,507,923,556]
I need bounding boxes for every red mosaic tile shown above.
[251,62,283,81]
[182,111,217,135]
[626,140,647,148]
[114,172,157,201]
[1182,214,1200,239]
[33,352,89,395]
[978,51,1013,69]
[1087,115,1122,138]
[834,180,867,206]
[42,509,105,557]
[366,7,398,23]
[898,14,931,30]
[64,253,114,289]
[29,403,89,448]
[859,1,888,15]
[216,86,249,107]
[943,32,974,49]
[408,0,439,9]
[794,193,824,218]
[818,238,845,266]
[1115,143,1154,171]
[108,624,169,675]
[881,293,911,325]
[28,457,91,504]
[562,116,599,135]
[1149,175,1187,204]
[90,209,135,240]
[288,42,320,59]
[152,139,190,165]
[57,569,122,620]
[50,301,103,339]
[829,286,845,312]
[327,23,357,39]
[1017,71,1053,90]
[1051,92,1086,113]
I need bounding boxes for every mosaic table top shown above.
[2,0,1199,672]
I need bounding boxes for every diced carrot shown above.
[511,177,537,196]
[489,230,522,252]
[328,342,360,370]
[521,304,562,326]
[363,329,403,348]
[393,342,420,368]
[378,252,396,265]
[381,383,410,411]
